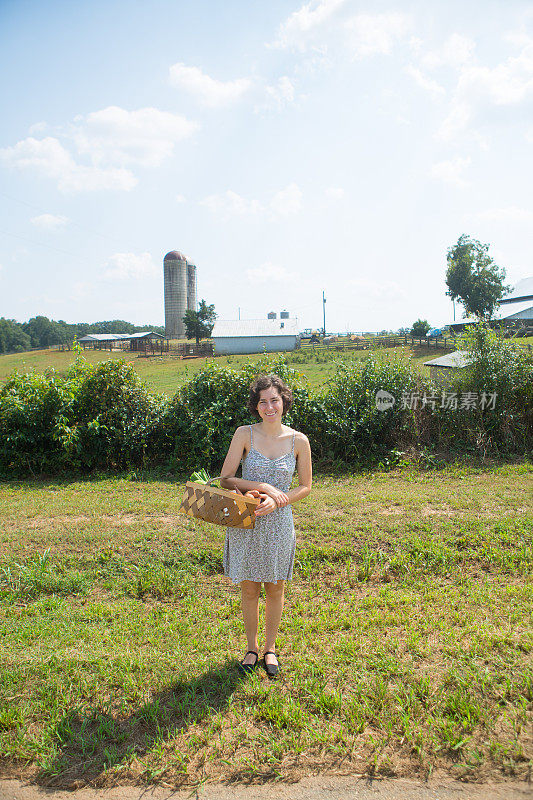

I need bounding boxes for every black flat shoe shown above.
[237,650,259,674]
[263,651,281,679]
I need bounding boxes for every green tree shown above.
[183,300,217,344]
[411,319,430,337]
[446,234,511,320]
[0,318,31,353]
[22,316,62,348]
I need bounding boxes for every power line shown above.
[0,227,96,262]
[0,190,127,248]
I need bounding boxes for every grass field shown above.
[1,337,532,396]
[0,342,480,395]
[0,459,531,789]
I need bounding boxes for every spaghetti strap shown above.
[249,425,253,447]
[291,432,295,454]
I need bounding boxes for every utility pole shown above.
[322,290,326,336]
[238,307,240,320]
[445,291,456,321]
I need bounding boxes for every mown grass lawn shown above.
[1,336,532,397]
[0,342,458,396]
[0,459,531,790]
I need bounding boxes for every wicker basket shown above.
[179,476,260,529]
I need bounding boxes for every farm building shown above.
[424,350,472,386]
[211,318,300,355]
[78,332,166,352]
[450,277,533,332]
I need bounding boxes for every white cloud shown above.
[28,121,48,135]
[325,186,345,200]
[246,262,300,284]
[200,183,303,217]
[437,32,533,141]
[0,136,137,192]
[103,252,158,281]
[421,33,476,70]
[1,107,198,193]
[30,213,69,230]
[169,63,252,107]
[346,12,411,59]
[272,0,348,51]
[270,183,303,215]
[176,194,186,203]
[430,156,471,187]
[200,190,263,216]
[73,106,198,168]
[405,65,446,97]
[262,76,296,110]
[475,206,533,224]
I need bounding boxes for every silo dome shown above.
[164,251,187,262]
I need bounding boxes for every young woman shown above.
[219,373,312,679]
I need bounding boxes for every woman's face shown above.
[256,386,283,422]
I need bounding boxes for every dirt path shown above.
[1,775,531,800]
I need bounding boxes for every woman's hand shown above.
[254,493,278,516]
[261,485,290,508]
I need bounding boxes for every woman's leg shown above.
[263,579,285,666]
[240,580,261,664]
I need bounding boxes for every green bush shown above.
[0,370,77,474]
[428,323,533,456]
[0,332,531,478]
[73,359,167,469]
[162,353,308,474]
[316,352,423,464]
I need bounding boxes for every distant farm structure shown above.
[163,251,197,339]
[78,332,166,353]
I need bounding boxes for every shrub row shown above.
[0,325,531,477]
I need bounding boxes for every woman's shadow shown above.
[37,657,252,788]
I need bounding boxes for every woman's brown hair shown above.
[247,373,293,419]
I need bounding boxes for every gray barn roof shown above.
[423,350,472,369]
[500,276,533,304]
[78,331,163,342]
[211,319,299,338]
[451,299,533,325]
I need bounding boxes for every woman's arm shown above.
[219,428,272,493]
[286,434,312,505]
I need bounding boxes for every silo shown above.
[280,310,289,319]
[187,262,197,313]
[268,311,277,320]
[164,251,187,339]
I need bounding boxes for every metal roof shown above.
[78,331,163,342]
[451,299,533,325]
[78,334,129,342]
[423,350,472,368]
[126,331,164,339]
[500,276,533,303]
[211,318,299,338]
[499,300,533,318]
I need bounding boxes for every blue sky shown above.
[1,0,532,333]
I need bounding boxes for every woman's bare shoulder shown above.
[291,429,310,453]
[234,425,251,439]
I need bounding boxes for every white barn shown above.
[450,277,533,331]
[211,318,300,355]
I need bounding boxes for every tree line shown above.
[0,317,165,355]
[0,234,514,356]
